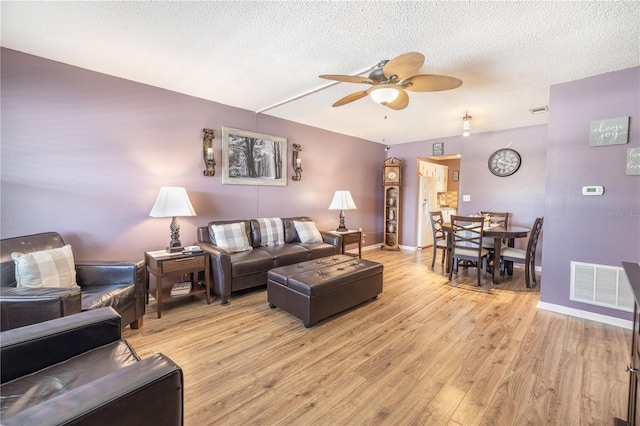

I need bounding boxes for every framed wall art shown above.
[222,127,288,186]
[589,116,629,146]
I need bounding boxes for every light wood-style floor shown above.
[123,249,630,425]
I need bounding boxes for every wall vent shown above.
[570,261,633,312]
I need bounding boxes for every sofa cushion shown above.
[257,245,309,267]
[229,249,275,278]
[293,221,323,244]
[11,245,78,290]
[283,216,311,243]
[210,223,253,253]
[81,284,136,311]
[256,218,284,247]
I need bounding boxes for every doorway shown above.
[416,155,461,248]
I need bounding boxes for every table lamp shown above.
[149,186,196,252]
[328,190,357,232]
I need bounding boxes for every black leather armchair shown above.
[0,307,183,425]
[0,232,146,331]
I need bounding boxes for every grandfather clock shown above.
[382,157,401,251]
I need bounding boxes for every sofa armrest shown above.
[0,287,82,331]
[75,260,145,287]
[76,260,146,327]
[196,242,232,304]
[320,231,342,248]
[1,353,183,426]
[1,307,121,384]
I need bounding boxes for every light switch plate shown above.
[463,195,471,202]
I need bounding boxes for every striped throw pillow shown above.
[211,222,253,253]
[257,217,284,246]
[12,244,79,289]
[293,220,323,244]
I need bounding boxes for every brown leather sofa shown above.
[0,307,183,425]
[196,217,342,304]
[0,232,145,331]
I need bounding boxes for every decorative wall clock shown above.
[488,148,521,177]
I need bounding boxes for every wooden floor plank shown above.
[122,248,630,425]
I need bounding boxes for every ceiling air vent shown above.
[529,106,549,114]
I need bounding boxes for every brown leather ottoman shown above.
[267,255,383,327]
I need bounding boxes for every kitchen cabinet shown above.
[435,165,448,192]
[419,161,448,192]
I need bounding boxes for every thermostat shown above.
[582,185,604,196]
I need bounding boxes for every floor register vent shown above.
[570,261,633,312]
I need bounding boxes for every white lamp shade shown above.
[149,187,196,218]
[369,86,400,105]
[328,190,357,210]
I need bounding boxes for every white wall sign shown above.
[627,147,640,175]
[589,116,629,146]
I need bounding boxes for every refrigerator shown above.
[417,176,439,248]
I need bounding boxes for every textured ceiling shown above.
[1,1,639,144]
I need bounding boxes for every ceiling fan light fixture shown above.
[369,85,400,105]
[462,112,472,137]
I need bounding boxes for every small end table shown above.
[327,230,362,258]
[144,250,211,318]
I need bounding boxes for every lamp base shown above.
[335,227,349,232]
[166,246,183,253]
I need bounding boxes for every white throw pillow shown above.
[256,217,284,246]
[211,222,253,253]
[293,220,323,244]
[12,244,79,289]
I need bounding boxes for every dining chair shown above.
[480,211,510,249]
[500,217,544,288]
[428,211,448,268]
[481,211,510,227]
[448,215,490,286]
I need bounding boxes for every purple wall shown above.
[0,48,385,261]
[389,125,548,252]
[541,67,640,319]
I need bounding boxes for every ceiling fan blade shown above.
[383,52,425,81]
[403,74,463,92]
[386,90,409,110]
[332,90,369,107]
[319,74,374,84]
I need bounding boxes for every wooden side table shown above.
[144,250,211,318]
[327,230,362,258]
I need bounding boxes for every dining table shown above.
[443,222,531,284]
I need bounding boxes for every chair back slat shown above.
[526,217,544,261]
[429,211,445,242]
[451,215,485,250]
[481,211,510,228]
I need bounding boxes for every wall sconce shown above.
[462,112,472,137]
[292,143,302,181]
[202,128,216,176]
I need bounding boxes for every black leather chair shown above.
[0,307,183,425]
[0,232,145,331]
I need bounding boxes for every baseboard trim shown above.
[537,301,632,329]
[345,243,382,255]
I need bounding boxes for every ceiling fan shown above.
[319,52,462,110]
